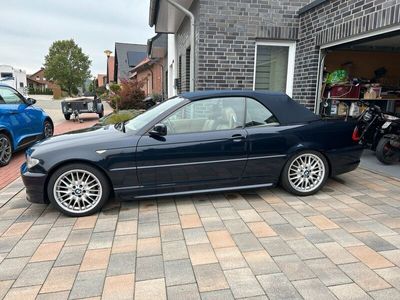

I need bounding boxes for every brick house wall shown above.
[175,0,313,93]
[294,0,400,109]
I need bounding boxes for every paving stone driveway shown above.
[1,168,400,299]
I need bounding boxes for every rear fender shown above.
[0,126,15,151]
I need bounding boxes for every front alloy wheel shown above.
[0,134,12,167]
[47,163,110,217]
[281,151,328,196]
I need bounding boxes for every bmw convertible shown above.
[21,91,363,217]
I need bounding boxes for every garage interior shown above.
[319,30,400,117]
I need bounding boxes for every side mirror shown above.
[149,123,167,136]
[26,98,37,106]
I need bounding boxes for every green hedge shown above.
[28,87,53,95]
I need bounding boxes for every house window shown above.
[177,56,182,94]
[254,41,296,97]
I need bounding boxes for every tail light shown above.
[352,127,360,142]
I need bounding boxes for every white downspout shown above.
[166,0,195,92]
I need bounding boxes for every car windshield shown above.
[124,97,185,132]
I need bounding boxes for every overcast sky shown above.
[0,0,154,76]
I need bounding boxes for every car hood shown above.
[29,124,137,156]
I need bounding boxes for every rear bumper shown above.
[326,145,364,176]
[21,163,48,204]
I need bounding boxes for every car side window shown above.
[0,87,25,104]
[162,97,245,134]
[245,98,279,127]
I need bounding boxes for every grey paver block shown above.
[340,262,391,291]
[297,226,333,244]
[43,226,72,243]
[224,267,265,298]
[193,263,229,292]
[292,278,337,300]
[14,261,53,287]
[0,257,30,280]
[354,232,397,252]
[270,224,302,240]
[369,288,400,300]
[161,224,184,242]
[286,239,325,260]
[200,289,234,300]
[165,259,196,286]
[305,258,351,286]
[136,255,164,281]
[315,242,358,264]
[135,278,166,300]
[324,228,363,247]
[329,283,372,300]
[22,224,52,240]
[7,238,42,258]
[107,252,136,276]
[93,218,117,233]
[54,245,86,267]
[159,211,180,226]
[88,231,114,249]
[65,229,92,246]
[69,270,106,299]
[0,236,20,253]
[201,217,225,232]
[257,273,302,300]
[259,211,287,225]
[138,222,160,238]
[138,209,159,224]
[184,228,209,245]
[224,219,250,234]
[259,237,294,257]
[215,247,247,270]
[274,254,316,281]
[35,291,70,300]
[167,283,201,300]
[216,207,240,220]
[162,239,189,261]
[232,233,263,252]
[375,266,400,290]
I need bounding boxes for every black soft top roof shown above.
[181,90,320,125]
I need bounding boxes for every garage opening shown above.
[318,30,400,118]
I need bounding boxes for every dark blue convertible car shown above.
[21,90,363,216]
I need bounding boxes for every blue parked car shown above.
[0,84,53,166]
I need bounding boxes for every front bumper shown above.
[21,163,48,204]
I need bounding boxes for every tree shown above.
[108,80,146,111]
[44,39,91,96]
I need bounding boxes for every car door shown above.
[242,97,292,184]
[0,86,42,147]
[136,97,248,195]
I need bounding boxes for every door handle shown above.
[229,134,246,142]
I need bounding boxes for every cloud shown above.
[0,0,155,76]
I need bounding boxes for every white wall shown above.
[0,65,27,95]
[167,34,177,98]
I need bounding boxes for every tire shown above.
[43,120,54,139]
[0,133,13,167]
[47,163,110,217]
[376,137,398,165]
[64,114,71,120]
[281,150,329,196]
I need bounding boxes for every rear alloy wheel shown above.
[376,137,398,165]
[0,134,12,167]
[43,121,54,138]
[47,163,110,217]
[281,151,328,196]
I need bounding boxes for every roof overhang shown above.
[149,0,193,33]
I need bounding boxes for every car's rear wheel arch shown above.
[44,159,114,203]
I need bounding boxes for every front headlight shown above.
[26,155,40,169]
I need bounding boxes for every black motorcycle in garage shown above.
[352,101,400,164]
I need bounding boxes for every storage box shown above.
[329,85,361,99]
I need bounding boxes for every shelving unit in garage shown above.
[317,30,400,118]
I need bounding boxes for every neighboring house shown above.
[0,65,27,94]
[27,68,62,98]
[149,0,400,112]
[130,34,168,98]
[97,74,107,87]
[114,43,147,83]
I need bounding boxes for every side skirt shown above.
[133,183,274,199]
